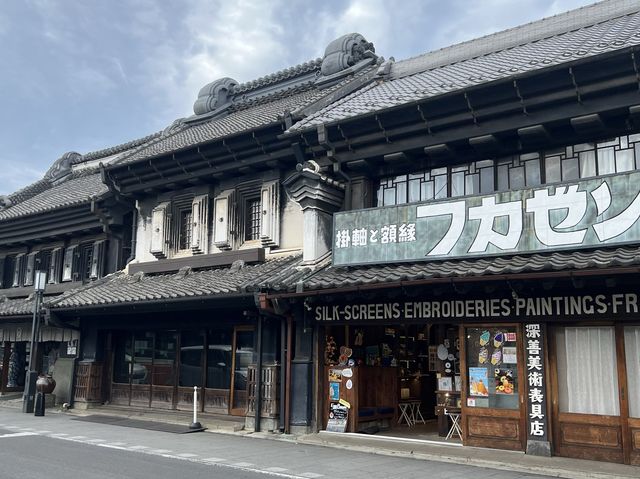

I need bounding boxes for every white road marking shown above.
[48,433,69,437]
[265,467,289,472]
[0,432,38,438]
[176,453,198,458]
[149,449,173,454]
[300,473,323,478]
[202,457,224,463]
[128,445,149,450]
[85,439,106,443]
[68,435,87,440]
[232,462,254,467]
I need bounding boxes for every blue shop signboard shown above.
[333,171,640,266]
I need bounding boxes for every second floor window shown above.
[245,198,261,241]
[178,209,193,250]
[377,133,640,207]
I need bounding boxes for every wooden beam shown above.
[570,113,605,135]
[517,124,552,146]
[469,134,500,154]
[128,248,266,275]
[383,152,408,163]
[424,143,453,159]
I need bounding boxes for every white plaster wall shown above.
[278,196,303,250]
[133,197,157,263]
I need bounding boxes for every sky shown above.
[0,0,597,196]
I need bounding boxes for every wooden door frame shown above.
[548,322,628,464]
[229,325,255,416]
[460,323,527,451]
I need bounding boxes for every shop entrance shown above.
[550,324,640,465]
[322,323,462,442]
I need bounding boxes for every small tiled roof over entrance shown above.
[0,296,33,317]
[48,253,305,309]
[288,0,640,133]
[284,246,640,293]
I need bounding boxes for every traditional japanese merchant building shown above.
[262,0,640,466]
[0,135,158,404]
[46,33,382,431]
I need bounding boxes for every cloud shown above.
[135,0,291,125]
[0,163,45,196]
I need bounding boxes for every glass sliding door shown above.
[556,327,619,416]
[151,331,177,409]
[624,326,640,465]
[111,332,132,405]
[230,327,254,416]
[552,326,624,463]
[177,330,204,411]
[205,328,233,413]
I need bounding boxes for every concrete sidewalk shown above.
[2,399,637,479]
[295,431,639,479]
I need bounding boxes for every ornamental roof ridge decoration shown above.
[287,0,640,134]
[189,33,376,118]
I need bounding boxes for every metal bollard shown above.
[189,386,202,430]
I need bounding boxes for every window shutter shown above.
[150,202,171,259]
[90,240,106,279]
[191,195,209,255]
[48,248,63,284]
[12,254,25,287]
[260,181,280,247]
[62,246,76,282]
[213,190,236,250]
[23,252,37,286]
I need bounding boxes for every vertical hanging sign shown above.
[524,323,551,456]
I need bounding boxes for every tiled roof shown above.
[0,172,107,222]
[49,253,304,309]
[116,88,322,166]
[289,1,640,133]
[0,297,33,317]
[233,58,323,94]
[110,64,377,168]
[81,131,163,162]
[292,246,640,293]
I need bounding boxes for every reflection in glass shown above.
[153,331,177,386]
[179,331,203,387]
[232,329,255,411]
[207,329,233,389]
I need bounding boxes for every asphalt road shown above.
[0,408,553,479]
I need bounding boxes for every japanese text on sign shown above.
[333,171,640,266]
[525,324,548,440]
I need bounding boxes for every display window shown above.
[465,327,519,409]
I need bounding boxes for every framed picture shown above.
[438,377,452,391]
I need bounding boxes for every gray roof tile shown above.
[294,246,640,292]
[49,253,304,309]
[0,172,107,222]
[0,297,33,317]
[289,2,640,133]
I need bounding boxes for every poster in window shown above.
[469,367,489,397]
[329,382,340,401]
[502,346,517,364]
[495,368,515,395]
